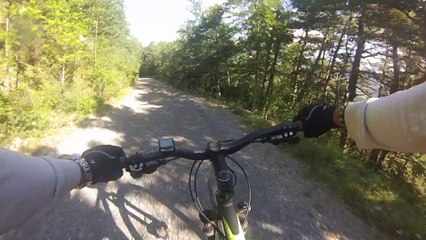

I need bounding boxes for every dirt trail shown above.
[2,78,376,240]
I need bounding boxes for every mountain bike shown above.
[120,121,303,240]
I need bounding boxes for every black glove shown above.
[81,145,125,184]
[293,104,338,138]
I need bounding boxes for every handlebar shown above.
[121,121,303,176]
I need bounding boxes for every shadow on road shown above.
[2,78,375,240]
[93,185,170,240]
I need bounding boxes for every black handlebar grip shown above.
[293,120,303,131]
[142,161,159,174]
[130,171,144,178]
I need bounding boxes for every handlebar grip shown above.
[130,171,143,178]
[292,120,303,131]
[141,161,159,174]
[122,151,164,166]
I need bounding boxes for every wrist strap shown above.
[70,154,93,188]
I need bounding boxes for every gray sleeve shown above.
[345,81,426,153]
[0,147,81,234]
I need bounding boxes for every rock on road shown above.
[1,78,376,240]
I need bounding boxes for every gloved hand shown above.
[293,104,339,138]
[77,145,125,185]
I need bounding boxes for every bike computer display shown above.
[158,137,175,152]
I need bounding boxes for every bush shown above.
[76,96,98,114]
[1,79,100,143]
[0,93,10,123]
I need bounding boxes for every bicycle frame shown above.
[206,144,246,240]
[122,121,303,240]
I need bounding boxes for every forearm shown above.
[0,148,81,234]
[342,82,426,153]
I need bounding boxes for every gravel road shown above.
[1,78,376,240]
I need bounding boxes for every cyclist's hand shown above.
[80,145,125,184]
[293,103,338,138]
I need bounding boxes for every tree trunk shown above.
[368,149,381,167]
[61,64,66,86]
[379,47,390,97]
[291,29,309,105]
[262,40,281,119]
[317,46,327,81]
[94,18,98,66]
[4,15,10,89]
[216,67,221,98]
[375,150,389,170]
[323,23,347,98]
[340,11,365,148]
[252,45,261,109]
[259,39,273,109]
[15,61,22,88]
[347,12,365,102]
[296,30,329,104]
[390,42,400,93]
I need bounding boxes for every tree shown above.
[0,0,141,143]
[173,4,236,96]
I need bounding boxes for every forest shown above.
[0,0,141,145]
[139,0,425,239]
[0,0,425,239]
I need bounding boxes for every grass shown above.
[288,137,425,240]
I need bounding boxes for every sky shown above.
[124,0,226,46]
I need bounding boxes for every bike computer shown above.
[158,137,175,153]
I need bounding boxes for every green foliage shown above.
[76,96,98,114]
[0,0,141,145]
[0,92,12,140]
[0,93,9,122]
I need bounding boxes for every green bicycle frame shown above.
[223,218,245,240]
[210,151,247,240]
